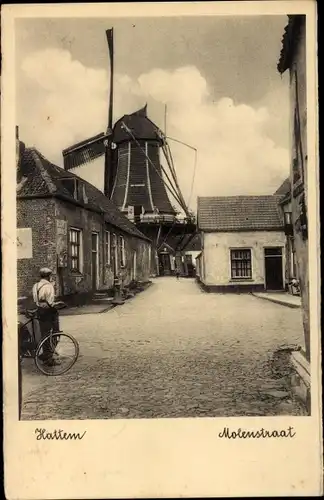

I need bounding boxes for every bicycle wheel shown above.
[35,333,79,376]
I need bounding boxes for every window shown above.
[120,236,126,267]
[230,249,252,279]
[69,228,83,272]
[112,233,118,273]
[105,231,111,265]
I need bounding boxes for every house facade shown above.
[278,14,310,360]
[17,145,152,299]
[275,178,299,294]
[182,233,202,277]
[196,196,286,292]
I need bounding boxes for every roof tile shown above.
[198,195,284,232]
[17,148,151,241]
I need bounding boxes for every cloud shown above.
[18,49,290,211]
[19,49,108,159]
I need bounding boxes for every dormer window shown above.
[60,178,82,201]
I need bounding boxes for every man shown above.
[32,268,61,366]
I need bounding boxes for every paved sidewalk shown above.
[252,292,301,309]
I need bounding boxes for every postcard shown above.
[2,1,322,498]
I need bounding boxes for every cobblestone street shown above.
[21,278,307,419]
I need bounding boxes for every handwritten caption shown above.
[218,426,296,439]
[35,428,86,440]
[34,426,296,441]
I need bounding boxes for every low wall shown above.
[289,350,311,414]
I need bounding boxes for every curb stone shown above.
[251,292,301,309]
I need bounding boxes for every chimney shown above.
[16,126,26,180]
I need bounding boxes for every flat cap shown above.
[39,267,53,276]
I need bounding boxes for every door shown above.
[159,252,171,276]
[110,233,118,280]
[264,247,284,291]
[91,232,99,290]
[185,254,194,277]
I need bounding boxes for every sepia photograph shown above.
[2,2,321,498]
[14,12,313,421]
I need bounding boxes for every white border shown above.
[2,2,322,498]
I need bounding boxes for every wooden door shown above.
[159,253,171,275]
[264,247,284,291]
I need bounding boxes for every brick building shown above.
[196,195,286,292]
[277,14,310,360]
[17,146,152,299]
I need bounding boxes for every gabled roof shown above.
[274,177,290,196]
[158,241,175,254]
[17,148,151,242]
[274,177,292,205]
[197,195,284,232]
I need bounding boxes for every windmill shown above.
[62,28,198,276]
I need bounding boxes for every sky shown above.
[15,15,290,212]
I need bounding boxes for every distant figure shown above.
[175,268,180,280]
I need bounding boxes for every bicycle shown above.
[18,305,79,376]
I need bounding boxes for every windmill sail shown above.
[61,28,197,275]
[106,28,114,129]
[104,28,115,196]
[62,133,106,171]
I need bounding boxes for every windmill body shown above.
[111,106,176,219]
[111,106,196,275]
[62,29,197,277]
[63,107,196,276]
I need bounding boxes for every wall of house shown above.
[54,200,105,295]
[201,231,286,290]
[278,199,297,286]
[289,20,309,359]
[17,198,57,297]
[137,224,163,276]
[185,250,201,262]
[17,197,151,299]
[54,200,151,295]
[195,253,204,280]
[118,236,151,287]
